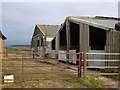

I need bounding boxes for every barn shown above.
[0,31,7,58]
[31,25,60,56]
[52,16,120,65]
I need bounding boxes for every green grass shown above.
[101,69,119,81]
[68,76,103,88]
[105,75,120,81]
[5,46,30,52]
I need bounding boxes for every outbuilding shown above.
[0,31,7,58]
[31,25,60,56]
[52,16,120,66]
[0,31,7,53]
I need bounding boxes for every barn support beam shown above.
[66,18,70,60]
[55,32,60,58]
[79,23,89,52]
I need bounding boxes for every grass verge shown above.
[68,76,103,88]
[5,46,30,52]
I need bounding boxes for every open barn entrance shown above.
[70,22,79,52]
[89,26,106,50]
[52,38,55,50]
[59,25,67,50]
[88,26,106,67]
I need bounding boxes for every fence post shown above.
[77,53,82,77]
[83,52,87,77]
[22,52,24,77]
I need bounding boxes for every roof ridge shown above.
[37,24,60,26]
[67,16,120,20]
[0,31,7,40]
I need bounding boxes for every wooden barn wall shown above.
[79,23,89,52]
[55,33,60,52]
[0,38,4,52]
[105,30,120,66]
[55,33,60,58]
[32,26,44,52]
[66,19,70,53]
[0,38,4,58]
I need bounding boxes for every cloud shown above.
[1,0,120,2]
[2,2,118,46]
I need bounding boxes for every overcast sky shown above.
[0,0,119,46]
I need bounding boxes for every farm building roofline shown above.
[66,16,120,31]
[0,31,7,40]
[67,16,120,20]
[36,25,46,36]
[69,18,111,30]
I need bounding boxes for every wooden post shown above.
[83,52,87,77]
[66,18,70,63]
[79,23,89,52]
[55,33,60,59]
[22,52,24,77]
[77,53,82,77]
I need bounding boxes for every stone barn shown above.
[52,16,120,66]
[31,25,60,57]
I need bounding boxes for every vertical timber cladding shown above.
[79,23,89,52]
[105,30,120,66]
[0,38,4,58]
[66,19,71,53]
[35,37,38,52]
[55,33,60,51]
[55,32,60,58]
[0,38,4,52]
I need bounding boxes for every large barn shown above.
[31,25,60,56]
[52,16,120,65]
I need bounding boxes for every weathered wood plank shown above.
[66,19,70,53]
[55,33,60,58]
[79,23,84,52]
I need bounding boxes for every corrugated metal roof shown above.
[0,31,7,40]
[37,25,61,38]
[69,17,120,30]
[80,18,118,29]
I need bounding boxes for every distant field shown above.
[5,46,31,52]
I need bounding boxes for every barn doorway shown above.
[59,25,67,50]
[88,26,106,66]
[89,26,106,50]
[70,22,79,52]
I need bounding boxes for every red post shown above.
[83,52,87,77]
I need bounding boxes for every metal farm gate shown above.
[2,52,82,83]
[1,52,120,88]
